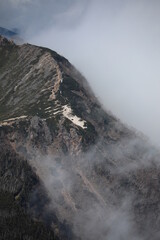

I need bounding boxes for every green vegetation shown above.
[62,75,80,91]
[77,122,97,149]
[0,45,18,71]
[0,140,59,240]
[0,191,57,240]
[46,115,60,134]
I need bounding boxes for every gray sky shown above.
[1,0,160,146]
[0,0,90,34]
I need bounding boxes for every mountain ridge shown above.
[1,35,160,240]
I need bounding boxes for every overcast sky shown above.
[1,0,160,146]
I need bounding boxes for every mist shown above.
[28,133,160,240]
[1,0,160,145]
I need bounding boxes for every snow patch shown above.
[0,115,28,126]
[2,115,27,122]
[45,107,52,110]
[62,105,87,129]
[53,110,61,115]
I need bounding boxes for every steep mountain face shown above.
[1,35,160,240]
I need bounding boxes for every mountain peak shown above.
[0,40,109,134]
[1,38,160,240]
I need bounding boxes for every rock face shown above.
[1,35,160,240]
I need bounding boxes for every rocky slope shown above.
[1,35,160,240]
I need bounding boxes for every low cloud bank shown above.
[29,135,160,240]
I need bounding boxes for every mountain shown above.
[0,27,18,37]
[1,35,160,240]
[0,27,23,44]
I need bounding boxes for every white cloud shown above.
[30,0,160,146]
